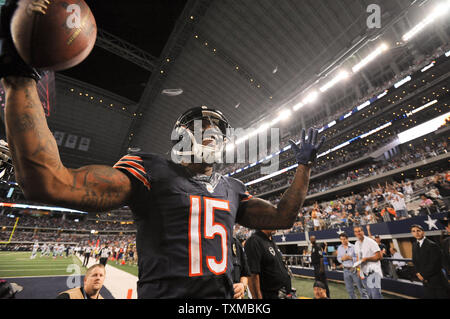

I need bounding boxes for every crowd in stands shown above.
[248,132,448,196]
[233,171,449,242]
[220,43,449,177]
[0,213,136,231]
[0,229,136,245]
[283,172,449,236]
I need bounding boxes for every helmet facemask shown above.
[172,112,231,164]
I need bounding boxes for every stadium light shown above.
[293,102,304,112]
[421,61,435,72]
[352,43,389,73]
[377,90,388,99]
[319,71,350,93]
[0,202,88,214]
[271,117,281,126]
[398,112,450,144]
[406,99,438,117]
[343,111,353,119]
[359,122,392,139]
[226,143,235,151]
[279,109,292,121]
[235,135,248,145]
[394,76,412,88]
[245,163,299,186]
[357,100,371,111]
[256,123,269,133]
[303,91,319,104]
[402,2,450,42]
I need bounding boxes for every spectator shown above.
[353,226,383,299]
[309,236,330,298]
[419,195,434,215]
[387,189,408,220]
[336,233,368,299]
[390,247,406,274]
[231,236,251,299]
[57,264,106,299]
[313,281,329,299]
[411,224,449,299]
[437,215,449,278]
[311,209,321,231]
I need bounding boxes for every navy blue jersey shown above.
[113,153,252,298]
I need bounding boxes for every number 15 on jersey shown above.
[189,196,230,277]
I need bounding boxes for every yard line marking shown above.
[1,274,81,279]
[0,268,69,271]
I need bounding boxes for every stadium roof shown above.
[42,0,450,167]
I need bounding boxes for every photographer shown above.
[309,235,330,298]
[245,230,296,299]
[57,264,105,299]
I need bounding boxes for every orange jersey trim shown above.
[114,166,150,190]
[114,160,146,175]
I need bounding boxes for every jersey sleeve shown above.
[113,154,151,191]
[239,190,253,203]
[228,178,253,221]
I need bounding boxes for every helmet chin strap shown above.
[172,127,224,164]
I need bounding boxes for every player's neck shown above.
[183,162,213,177]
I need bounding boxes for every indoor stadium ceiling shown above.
[51,0,449,166]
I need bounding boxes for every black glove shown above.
[289,128,325,166]
[0,0,41,82]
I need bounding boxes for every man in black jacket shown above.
[245,230,294,299]
[438,215,449,279]
[310,235,330,298]
[231,236,251,299]
[411,224,449,299]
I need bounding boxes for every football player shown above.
[0,0,325,298]
[40,242,48,257]
[30,241,39,259]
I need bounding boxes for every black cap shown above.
[374,235,380,238]
[313,281,327,290]
[410,224,424,231]
[438,214,449,227]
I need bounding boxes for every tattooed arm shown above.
[237,165,311,229]
[2,76,131,212]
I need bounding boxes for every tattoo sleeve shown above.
[2,77,131,212]
[237,165,311,229]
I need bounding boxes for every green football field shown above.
[0,252,85,278]
[107,261,402,299]
[107,261,139,276]
[0,252,404,298]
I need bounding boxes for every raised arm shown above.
[238,165,311,229]
[237,128,325,229]
[2,77,132,212]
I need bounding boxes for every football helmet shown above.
[172,106,232,164]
